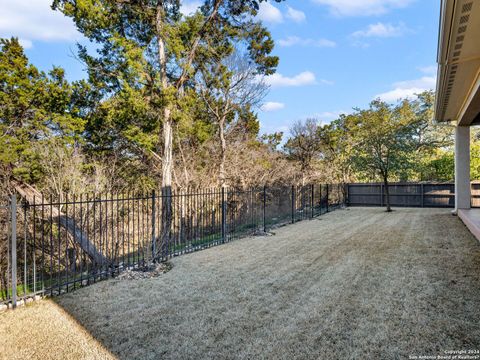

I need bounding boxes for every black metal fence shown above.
[346,182,480,208]
[1,183,346,308]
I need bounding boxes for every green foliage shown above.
[419,150,454,181]
[1,0,287,193]
[52,0,280,156]
[309,91,455,185]
[261,132,283,151]
[237,106,261,137]
[317,114,355,183]
[6,5,470,195]
[0,38,85,183]
[471,141,480,180]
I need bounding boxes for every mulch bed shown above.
[116,262,173,280]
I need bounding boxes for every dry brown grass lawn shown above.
[2,207,480,359]
[0,300,115,359]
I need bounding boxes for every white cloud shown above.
[418,65,437,75]
[311,110,351,123]
[0,0,82,44]
[256,4,308,25]
[286,6,306,23]
[18,38,33,49]
[261,102,286,112]
[316,39,337,47]
[351,41,371,49]
[257,2,283,24]
[375,76,436,102]
[392,77,437,90]
[181,1,202,16]
[313,0,414,17]
[264,71,317,88]
[319,79,335,85]
[352,22,410,38]
[278,37,301,46]
[278,36,336,48]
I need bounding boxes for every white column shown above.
[455,125,471,212]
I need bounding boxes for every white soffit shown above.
[436,0,480,125]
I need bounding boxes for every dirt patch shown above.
[116,261,173,280]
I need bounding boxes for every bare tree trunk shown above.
[301,164,307,187]
[160,109,173,259]
[157,4,173,260]
[155,1,222,259]
[162,108,173,188]
[176,125,190,187]
[219,116,227,188]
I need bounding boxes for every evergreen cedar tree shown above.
[50,0,282,256]
[0,38,88,184]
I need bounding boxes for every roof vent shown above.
[462,2,473,13]
[460,14,470,24]
[440,1,473,120]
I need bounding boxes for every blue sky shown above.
[0,0,440,137]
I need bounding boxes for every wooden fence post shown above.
[421,184,424,208]
[344,183,349,206]
[380,184,384,207]
[11,194,17,309]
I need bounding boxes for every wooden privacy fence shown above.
[347,182,480,208]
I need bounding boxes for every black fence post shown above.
[221,187,226,243]
[11,194,17,309]
[311,184,314,218]
[263,186,267,233]
[291,185,295,223]
[151,190,156,262]
[336,184,339,207]
[326,184,329,213]
[23,199,27,296]
[319,184,322,214]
